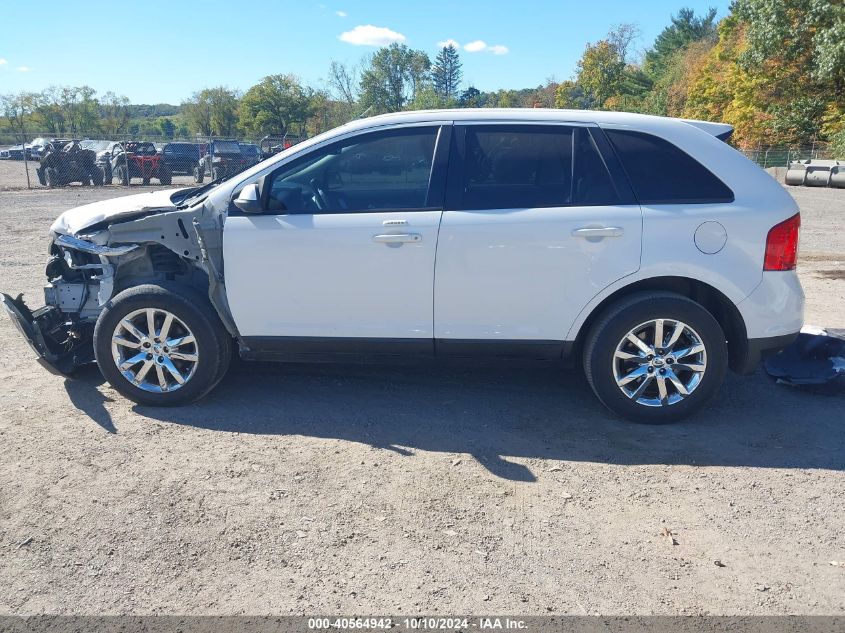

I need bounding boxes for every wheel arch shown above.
[568,276,750,373]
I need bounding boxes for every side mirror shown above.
[233,183,262,213]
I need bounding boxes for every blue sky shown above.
[1,0,731,104]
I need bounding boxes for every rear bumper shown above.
[732,332,799,375]
[0,293,91,376]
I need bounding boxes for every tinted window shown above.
[604,129,734,204]
[460,126,619,210]
[265,127,438,214]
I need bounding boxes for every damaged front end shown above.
[3,191,237,377]
[1,235,138,375]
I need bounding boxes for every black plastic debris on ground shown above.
[764,327,845,394]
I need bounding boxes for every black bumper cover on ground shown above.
[0,292,90,376]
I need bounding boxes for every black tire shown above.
[158,164,172,185]
[193,166,204,184]
[44,167,58,188]
[212,166,221,181]
[93,284,233,406]
[102,165,112,185]
[90,167,103,186]
[582,292,728,424]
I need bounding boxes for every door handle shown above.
[372,233,422,244]
[572,226,624,238]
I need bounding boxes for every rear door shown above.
[434,123,642,355]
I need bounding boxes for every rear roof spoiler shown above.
[681,119,734,142]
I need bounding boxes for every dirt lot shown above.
[0,184,843,616]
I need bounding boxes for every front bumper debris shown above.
[0,292,93,376]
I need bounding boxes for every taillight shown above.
[763,213,800,271]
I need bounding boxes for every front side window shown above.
[603,129,734,204]
[264,127,439,214]
[459,125,620,210]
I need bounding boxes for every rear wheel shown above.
[102,165,113,185]
[583,292,728,424]
[193,165,204,183]
[90,166,103,186]
[212,166,221,181]
[93,284,232,406]
[158,164,172,185]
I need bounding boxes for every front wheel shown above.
[193,166,204,183]
[93,284,232,406]
[583,292,728,424]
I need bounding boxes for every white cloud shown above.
[464,40,509,55]
[17,66,31,72]
[0,58,8,66]
[437,38,460,49]
[339,24,406,46]
[464,40,487,52]
[336,10,347,17]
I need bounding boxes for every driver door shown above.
[223,124,450,355]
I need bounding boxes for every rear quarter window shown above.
[603,129,734,204]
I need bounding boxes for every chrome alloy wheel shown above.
[612,318,707,407]
[111,308,199,393]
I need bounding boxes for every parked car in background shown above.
[239,142,262,168]
[162,142,201,175]
[0,137,53,160]
[193,139,248,183]
[1,109,804,422]
[109,141,172,185]
[0,142,30,160]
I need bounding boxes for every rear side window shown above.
[459,125,620,210]
[604,129,734,204]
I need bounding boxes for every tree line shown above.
[2,0,843,154]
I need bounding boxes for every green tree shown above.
[158,117,176,139]
[238,74,314,137]
[183,87,239,136]
[100,91,131,135]
[458,86,484,107]
[431,44,463,101]
[644,7,718,79]
[359,44,431,113]
[1,92,36,141]
[736,0,845,91]
[61,86,101,134]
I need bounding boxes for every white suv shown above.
[1,109,804,423]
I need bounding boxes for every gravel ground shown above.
[0,183,843,616]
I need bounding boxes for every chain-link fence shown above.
[739,143,834,169]
[0,132,305,191]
